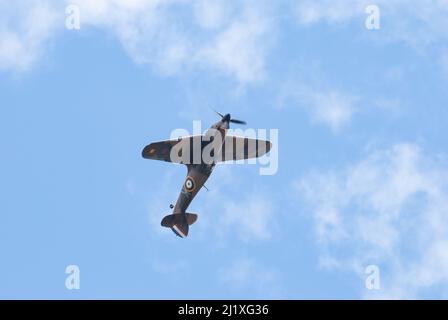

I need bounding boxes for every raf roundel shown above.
[184,177,196,192]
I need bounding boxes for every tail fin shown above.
[161,213,198,238]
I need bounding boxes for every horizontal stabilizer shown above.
[186,213,198,226]
[161,213,198,238]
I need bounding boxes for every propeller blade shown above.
[212,108,224,118]
[230,119,247,125]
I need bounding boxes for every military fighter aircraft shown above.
[142,112,272,238]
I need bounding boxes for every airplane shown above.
[141,112,272,238]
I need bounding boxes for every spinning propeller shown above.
[214,110,247,125]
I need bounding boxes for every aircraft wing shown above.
[219,135,272,162]
[141,135,202,164]
[142,135,272,164]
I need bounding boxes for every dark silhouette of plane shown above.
[142,112,272,238]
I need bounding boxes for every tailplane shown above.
[186,213,198,225]
[161,213,198,238]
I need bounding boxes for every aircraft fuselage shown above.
[172,119,228,214]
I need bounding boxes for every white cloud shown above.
[2,0,448,83]
[0,0,59,71]
[307,90,356,132]
[84,0,272,83]
[294,0,448,48]
[197,8,272,83]
[193,0,230,30]
[296,0,365,25]
[279,81,357,132]
[69,0,274,83]
[71,0,190,75]
[0,0,275,83]
[295,143,448,298]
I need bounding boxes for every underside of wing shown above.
[142,135,203,164]
[219,135,272,162]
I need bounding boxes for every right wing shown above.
[219,135,272,162]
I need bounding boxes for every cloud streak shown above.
[295,143,448,298]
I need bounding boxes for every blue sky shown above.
[1,0,448,299]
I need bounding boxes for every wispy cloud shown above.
[293,0,448,86]
[0,0,59,71]
[294,0,448,48]
[301,88,356,132]
[197,166,277,243]
[278,79,357,132]
[4,0,447,86]
[218,191,274,242]
[294,143,448,298]
[193,0,231,30]
[295,0,366,25]
[72,0,275,84]
[197,7,272,83]
[0,0,276,83]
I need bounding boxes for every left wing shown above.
[141,135,203,164]
[218,135,272,162]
